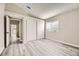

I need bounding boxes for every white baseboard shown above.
[0,47,4,55]
[46,38,79,49]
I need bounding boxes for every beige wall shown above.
[46,8,79,47]
[0,4,5,54]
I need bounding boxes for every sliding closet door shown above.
[26,16,45,42]
[27,17,36,41]
[37,20,45,39]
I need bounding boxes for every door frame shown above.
[4,16,7,48]
[4,15,23,48]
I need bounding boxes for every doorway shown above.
[4,16,23,48]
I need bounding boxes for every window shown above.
[46,20,59,32]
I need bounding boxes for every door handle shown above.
[6,32,9,33]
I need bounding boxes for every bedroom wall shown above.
[46,8,79,47]
[0,4,5,54]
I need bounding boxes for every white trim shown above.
[0,47,4,55]
[5,10,26,19]
[47,38,79,48]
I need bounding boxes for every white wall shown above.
[46,8,79,47]
[0,4,5,54]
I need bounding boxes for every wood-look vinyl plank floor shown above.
[1,39,79,56]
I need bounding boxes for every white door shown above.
[27,17,36,41]
[6,16,10,47]
[37,20,45,39]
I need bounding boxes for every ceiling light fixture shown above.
[26,6,31,9]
